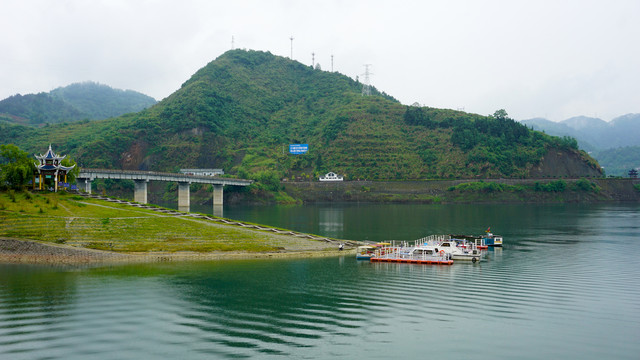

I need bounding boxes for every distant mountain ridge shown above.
[520,114,640,175]
[521,114,640,151]
[0,82,156,126]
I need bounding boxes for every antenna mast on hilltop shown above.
[312,52,315,67]
[361,64,373,96]
[331,55,334,72]
[231,36,235,50]
[289,36,294,59]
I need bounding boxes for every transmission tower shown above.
[361,64,373,96]
[331,55,334,72]
[312,52,315,67]
[231,35,235,50]
[289,36,294,59]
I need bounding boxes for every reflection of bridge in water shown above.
[77,168,252,214]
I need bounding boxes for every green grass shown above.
[0,191,314,253]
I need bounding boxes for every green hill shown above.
[0,49,602,182]
[0,82,156,126]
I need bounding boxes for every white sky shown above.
[1,0,639,122]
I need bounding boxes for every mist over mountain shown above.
[0,82,156,126]
[521,114,640,175]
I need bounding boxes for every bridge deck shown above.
[77,168,252,186]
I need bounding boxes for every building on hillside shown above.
[179,169,224,177]
[34,144,75,192]
[319,172,344,182]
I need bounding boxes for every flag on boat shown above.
[486,227,491,233]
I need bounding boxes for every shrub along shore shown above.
[0,191,356,264]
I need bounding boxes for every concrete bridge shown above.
[77,168,252,213]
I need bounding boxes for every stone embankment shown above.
[282,178,640,203]
[0,238,130,264]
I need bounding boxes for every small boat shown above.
[482,232,503,247]
[356,245,376,260]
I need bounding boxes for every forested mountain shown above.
[521,114,640,175]
[0,50,601,181]
[592,146,640,176]
[0,82,156,126]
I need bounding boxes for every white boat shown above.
[319,172,343,182]
[416,240,482,262]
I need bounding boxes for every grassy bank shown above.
[0,191,351,258]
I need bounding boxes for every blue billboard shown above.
[289,144,309,154]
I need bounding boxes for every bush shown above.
[534,180,567,192]
[572,178,600,193]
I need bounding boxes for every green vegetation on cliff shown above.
[0,50,601,184]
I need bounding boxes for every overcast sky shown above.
[1,0,639,122]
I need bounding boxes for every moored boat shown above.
[416,240,482,262]
[356,245,376,260]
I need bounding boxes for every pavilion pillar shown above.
[39,174,43,190]
[178,182,190,212]
[134,179,148,204]
[54,172,59,192]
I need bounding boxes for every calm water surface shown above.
[1,203,640,359]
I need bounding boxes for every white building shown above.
[319,172,344,182]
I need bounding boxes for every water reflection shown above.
[318,207,344,237]
[1,204,640,359]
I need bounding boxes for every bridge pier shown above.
[178,182,190,212]
[213,184,223,207]
[80,178,92,194]
[134,180,148,204]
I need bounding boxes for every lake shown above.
[1,203,639,359]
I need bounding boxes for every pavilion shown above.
[34,144,75,192]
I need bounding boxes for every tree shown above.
[492,109,509,120]
[629,169,638,178]
[61,157,79,182]
[0,144,35,189]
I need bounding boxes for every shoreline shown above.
[0,238,355,265]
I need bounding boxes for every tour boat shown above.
[417,240,482,262]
